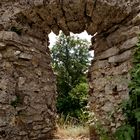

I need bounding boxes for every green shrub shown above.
[51,32,91,124]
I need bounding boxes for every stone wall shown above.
[88,15,140,132]
[0,0,140,139]
[0,31,56,139]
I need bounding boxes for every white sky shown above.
[48,31,92,48]
[48,31,94,58]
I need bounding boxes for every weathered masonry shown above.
[0,0,140,139]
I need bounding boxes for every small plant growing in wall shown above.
[115,37,140,140]
[10,95,21,108]
[10,94,26,127]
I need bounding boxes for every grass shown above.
[55,115,89,139]
[57,125,89,139]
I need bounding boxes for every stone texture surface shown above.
[0,31,56,139]
[88,19,140,134]
[0,0,140,139]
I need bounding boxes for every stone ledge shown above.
[0,31,47,54]
[108,50,132,63]
[120,37,138,51]
[97,47,119,60]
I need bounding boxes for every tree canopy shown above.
[51,32,91,122]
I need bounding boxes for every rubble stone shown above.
[0,0,140,139]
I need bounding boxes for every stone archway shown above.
[0,0,140,139]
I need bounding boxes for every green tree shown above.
[51,32,91,122]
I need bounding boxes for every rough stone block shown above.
[34,0,44,6]
[101,102,114,112]
[94,77,107,91]
[93,38,110,54]
[86,0,94,17]
[108,50,132,63]
[0,42,6,50]
[132,13,140,24]
[112,61,132,75]
[120,37,138,51]
[92,60,109,70]
[107,26,140,46]
[0,53,2,60]
[98,47,119,60]
[19,53,32,60]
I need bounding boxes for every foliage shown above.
[115,37,140,140]
[69,83,89,123]
[94,121,111,140]
[10,95,21,108]
[115,125,134,140]
[51,32,91,123]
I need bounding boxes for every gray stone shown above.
[33,124,46,130]
[14,51,21,56]
[34,0,44,6]
[0,91,9,104]
[98,47,119,60]
[105,84,114,95]
[18,77,26,88]
[94,78,107,91]
[101,102,114,112]
[120,37,138,51]
[0,42,6,50]
[111,122,116,127]
[113,61,132,75]
[132,13,140,24]
[19,131,28,136]
[108,50,132,63]
[0,53,2,60]
[19,53,32,60]
[0,32,56,139]
[0,118,7,127]
[42,127,51,133]
[92,60,109,70]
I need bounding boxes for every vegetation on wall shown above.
[10,95,21,108]
[115,37,140,140]
[51,32,91,124]
[10,26,22,35]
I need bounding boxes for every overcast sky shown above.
[48,31,94,58]
[48,31,92,48]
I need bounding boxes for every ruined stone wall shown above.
[0,0,140,139]
[89,13,140,132]
[0,31,56,139]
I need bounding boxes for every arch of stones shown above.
[0,0,140,139]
